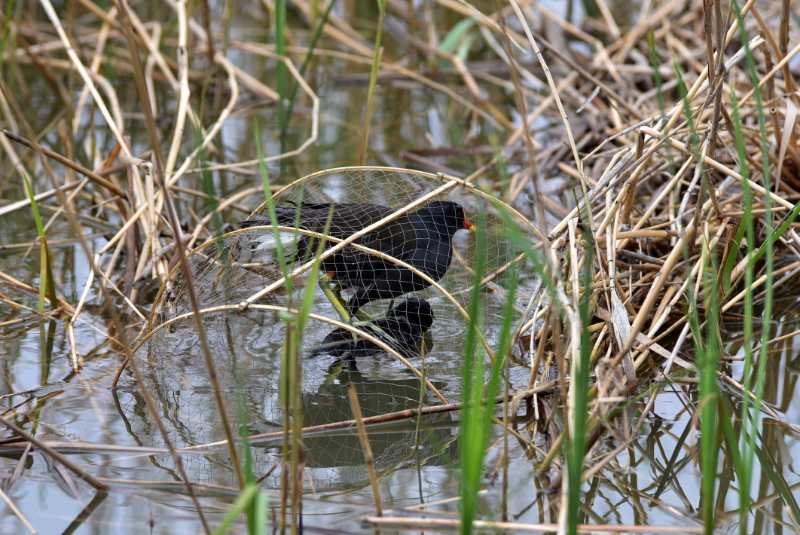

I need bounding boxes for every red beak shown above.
[464,217,475,231]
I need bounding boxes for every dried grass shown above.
[1,0,799,533]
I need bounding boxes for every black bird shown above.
[311,297,435,360]
[242,200,472,314]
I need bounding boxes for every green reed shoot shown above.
[646,31,665,115]
[254,119,291,288]
[17,160,57,312]
[674,61,721,534]
[731,1,775,530]
[357,0,386,165]
[195,131,225,250]
[674,64,699,155]
[278,202,330,534]
[565,211,595,535]
[275,0,288,166]
[280,0,336,150]
[500,214,564,319]
[459,215,488,535]
[458,215,518,535]
[289,213,329,531]
[729,86,755,512]
[231,394,267,535]
[242,437,267,533]
[256,117,305,532]
[232,353,268,534]
[697,240,722,535]
[212,484,259,535]
[490,270,519,415]
[721,218,747,295]
[723,197,800,297]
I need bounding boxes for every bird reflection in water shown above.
[300,365,456,475]
[298,296,455,481]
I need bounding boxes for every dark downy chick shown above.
[311,297,435,360]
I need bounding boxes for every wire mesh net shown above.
[126,167,530,486]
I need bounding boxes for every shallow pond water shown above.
[2,1,800,534]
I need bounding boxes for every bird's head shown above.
[419,201,473,236]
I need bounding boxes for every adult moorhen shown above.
[242,200,472,314]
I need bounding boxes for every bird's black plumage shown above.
[241,202,393,263]
[242,200,471,314]
[312,297,434,359]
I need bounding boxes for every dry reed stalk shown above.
[12,6,223,529]
[347,385,383,516]
[0,270,74,314]
[2,131,125,198]
[0,383,556,457]
[232,39,507,130]
[362,516,703,533]
[3,0,800,531]
[0,487,36,534]
[0,414,107,491]
[113,0,246,489]
[21,139,215,535]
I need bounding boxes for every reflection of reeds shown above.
[357,0,385,166]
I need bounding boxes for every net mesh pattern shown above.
[128,168,528,487]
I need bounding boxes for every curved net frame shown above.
[124,166,535,487]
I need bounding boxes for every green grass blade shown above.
[254,118,292,288]
[275,0,288,165]
[195,130,225,249]
[357,0,386,164]
[646,31,665,114]
[698,241,721,534]
[730,3,775,528]
[730,82,756,531]
[753,440,800,520]
[721,218,746,295]
[212,484,259,535]
[566,217,594,535]
[498,208,565,320]
[750,199,800,267]
[484,269,518,433]
[18,158,57,312]
[675,57,721,535]
[460,215,487,535]
[280,0,336,149]
[439,18,475,56]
